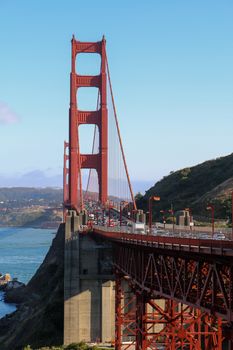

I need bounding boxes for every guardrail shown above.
[92,225,233,256]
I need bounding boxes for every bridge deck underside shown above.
[92,229,233,322]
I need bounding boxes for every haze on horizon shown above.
[0,1,232,192]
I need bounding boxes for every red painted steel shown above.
[64,36,233,348]
[105,56,136,209]
[63,141,69,219]
[93,228,233,255]
[114,271,225,349]
[92,229,233,347]
[68,36,108,210]
[149,196,160,234]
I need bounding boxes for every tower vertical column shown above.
[67,36,108,211]
[69,36,79,210]
[115,274,123,350]
[99,37,108,203]
[63,141,69,219]
[136,292,146,350]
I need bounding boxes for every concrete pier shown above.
[64,211,115,344]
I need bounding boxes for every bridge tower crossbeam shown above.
[68,36,108,211]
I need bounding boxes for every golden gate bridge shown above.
[63,36,233,350]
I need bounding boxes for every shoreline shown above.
[0,291,17,319]
[0,224,61,229]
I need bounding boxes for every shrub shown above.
[65,342,88,350]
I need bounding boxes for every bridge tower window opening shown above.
[76,53,101,76]
[82,168,99,203]
[77,87,100,112]
[78,124,99,155]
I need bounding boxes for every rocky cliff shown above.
[0,224,65,350]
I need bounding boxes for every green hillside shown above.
[0,187,63,206]
[136,153,233,222]
[0,187,63,227]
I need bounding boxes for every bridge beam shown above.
[114,275,224,349]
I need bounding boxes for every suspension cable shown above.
[105,51,137,210]
[84,91,100,200]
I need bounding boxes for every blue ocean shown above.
[0,227,54,318]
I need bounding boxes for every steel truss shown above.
[114,244,233,321]
[115,272,225,350]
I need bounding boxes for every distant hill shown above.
[136,153,233,221]
[0,187,63,228]
[0,187,63,205]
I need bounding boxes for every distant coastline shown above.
[0,222,61,229]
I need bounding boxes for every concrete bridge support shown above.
[64,211,115,344]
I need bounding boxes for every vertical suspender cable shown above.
[105,51,137,210]
[84,90,100,200]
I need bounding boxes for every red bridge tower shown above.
[68,36,108,211]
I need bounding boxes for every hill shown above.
[136,153,233,222]
[0,187,63,227]
[0,187,63,206]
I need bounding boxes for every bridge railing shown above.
[93,225,233,254]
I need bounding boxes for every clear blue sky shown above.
[0,0,233,187]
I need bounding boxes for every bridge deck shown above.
[93,226,233,257]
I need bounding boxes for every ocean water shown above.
[0,227,55,318]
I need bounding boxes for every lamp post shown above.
[168,208,175,232]
[149,196,160,234]
[95,210,99,225]
[146,211,149,229]
[120,201,128,227]
[132,209,138,223]
[206,204,214,238]
[120,202,123,227]
[160,210,166,229]
[102,205,105,226]
[108,201,112,227]
[185,207,193,231]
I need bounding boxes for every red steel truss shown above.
[68,36,108,210]
[115,272,225,350]
[91,229,233,348]
[63,141,69,219]
[114,242,233,321]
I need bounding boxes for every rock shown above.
[4,285,27,304]
[0,223,64,350]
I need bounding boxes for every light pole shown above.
[120,202,123,227]
[160,210,166,229]
[168,208,175,232]
[95,210,99,225]
[206,204,214,238]
[102,206,105,226]
[132,209,138,223]
[120,201,128,227]
[146,211,149,230]
[149,196,160,234]
[185,207,193,231]
[108,201,112,227]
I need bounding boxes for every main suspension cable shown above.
[105,50,136,210]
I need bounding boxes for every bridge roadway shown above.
[93,225,233,256]
[92,225,233,323]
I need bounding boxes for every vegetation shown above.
[0,187,63,206]
[23,342,114,350]
[0,187,63,227]
[136,153,233,223]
